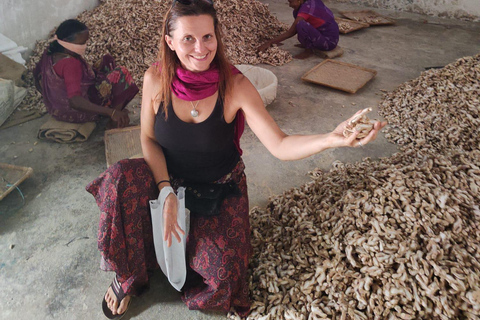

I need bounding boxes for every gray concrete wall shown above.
[0,0,100,57]
[335,0,480,20]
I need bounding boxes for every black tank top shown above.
[154,97,240,183]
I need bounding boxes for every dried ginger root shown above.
[343,107,377,139]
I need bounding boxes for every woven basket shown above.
[235,65,278,106]
[104,125,142,167]
[0,163,33,201]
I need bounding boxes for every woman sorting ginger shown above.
[34,19,138,128]
[86,0,386,319]
[258,0,339,59]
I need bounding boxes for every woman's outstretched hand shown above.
[163,193,185,247]
[329,110,387,148]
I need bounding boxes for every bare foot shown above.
[294,49,313,59]
[105,286,131,316]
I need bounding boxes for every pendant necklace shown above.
[190,100,199,118]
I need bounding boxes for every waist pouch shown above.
[184,181,241,217]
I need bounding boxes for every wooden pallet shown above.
[335,17,370,34]
[340,10,395,26]
[301,59,377,94]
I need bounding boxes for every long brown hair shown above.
[155,0,233,115]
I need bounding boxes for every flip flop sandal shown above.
[102,276,131,319]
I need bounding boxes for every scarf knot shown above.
[172,65,221,101]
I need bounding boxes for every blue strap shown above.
[1,184,26,213]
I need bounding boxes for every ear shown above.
[165,35,175,51]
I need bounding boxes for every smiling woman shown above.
[86,0,386,318]
[165,15,218,73]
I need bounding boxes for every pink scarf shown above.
[171,64,239,100]
[170,64,245,155]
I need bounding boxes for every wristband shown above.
[111,109,116,118]
[157,179,171,188]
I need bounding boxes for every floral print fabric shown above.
[89,54,139,110]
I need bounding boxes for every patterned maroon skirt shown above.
[86,158,251,315]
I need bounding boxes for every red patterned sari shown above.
[34,52,138,123]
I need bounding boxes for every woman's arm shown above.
[141,66,184,246]
[257,17,304,52]
[140,67,171,188]
[231,75,386,160]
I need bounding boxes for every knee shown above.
[296,19,308,33]
[108,158,154,187]
[192,246,248,281]
[217,250,249,281]
[108,158,149,176]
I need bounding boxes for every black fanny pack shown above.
[184,181,240,217]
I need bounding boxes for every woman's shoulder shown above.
[52,55,84,77]
[144,65,162,90]
[232,72,250,88]
[228,72,263,110]
[145,64,161,80]
[233,71,261,94]
[143,65,163,108]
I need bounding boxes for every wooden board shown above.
[340,10,395,26]
[0,163,33,201]
[301,59,377,94]
[335,17,370,34]
[104,125,142,167]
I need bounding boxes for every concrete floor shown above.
[1,1,479,319]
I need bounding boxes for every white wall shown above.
[0,0,99,57]
[336,0,480,20]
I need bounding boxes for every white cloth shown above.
[150,186,189,291]
[0,33,27,65]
